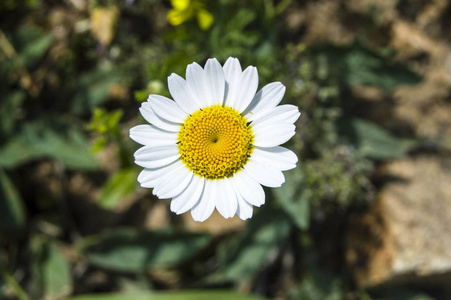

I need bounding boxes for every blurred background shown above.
[1,0,451,299]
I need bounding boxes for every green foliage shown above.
[71,67,119,115]
[304,148,374,209]
[98,168,137,209]
[337,118,408,160]
[0,91,25,138]
[274,168,310,230]
[217,205,290,282]
[0,0,441,299]
[69,290,266,300]
[29,237,72,299]
[0,168,25,231]
[0,269,28,300]
[17,27,52,69]
[289,267,342,300]
[82,228,211,273]
[308,42,421,91]
[0,119,97,170]
[89,108,123,135]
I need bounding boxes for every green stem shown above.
[0,268,29,300]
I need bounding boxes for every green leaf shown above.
[274,168,310,230]
[68,290,265,300]
[0,118,97,170]
[217,205,290,282]
[42,242,72,298]
[337,118,407,160]
[14,25,53,68]
[289,266,342,300]
[309,42,421,91]
[29,237,72,299]
[0,168,25,231]
[0,90,25,138]
[98,168,137,209]
[71,68,118,115]
[82,228,211,273]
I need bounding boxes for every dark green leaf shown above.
[0,90,25,138]
[0,118,97,169]
[71,68,118,115]
[14,25,53,68]
[289,266,342,300]
[372,287,435,300]
[217,205,290,281]
[337,118,407,160]
[68,290,265,300]
[82,228,211,273]
[274,167,310,230]
[0,168,25,231]
[309,42,421,91]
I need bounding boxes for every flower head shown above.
[130,58,300,222]
[167,0,214,30]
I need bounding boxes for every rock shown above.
[346,155,451,286]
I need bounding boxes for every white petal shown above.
[137,160,180,188]
[191,180,216,222]
[235,191,253,220]
[225,66,258,113]
[168,73,200,115]
[243,158,285,188]
[251,104,300,125]
[170,175,205,214]
[204,58,225,106]
[134,146,180,168]
[186,62,209,108]
[139,102,181,132]
[230,171,265,207]
[252,122,296,147]
[223,57,242,106]
[148,95,187,124]
[215,178,238,219]
[244,82,286,121]
[153,162,193,199]
[129,124,178,147]
[252,146,298,171]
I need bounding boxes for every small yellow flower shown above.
[167,0,214,30]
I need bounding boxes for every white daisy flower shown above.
[130,57,300,222]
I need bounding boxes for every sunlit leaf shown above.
[82,228,211,273]
[99,168,137,209]
[90,6,119,46]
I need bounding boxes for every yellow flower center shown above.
[178,105,253,179]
